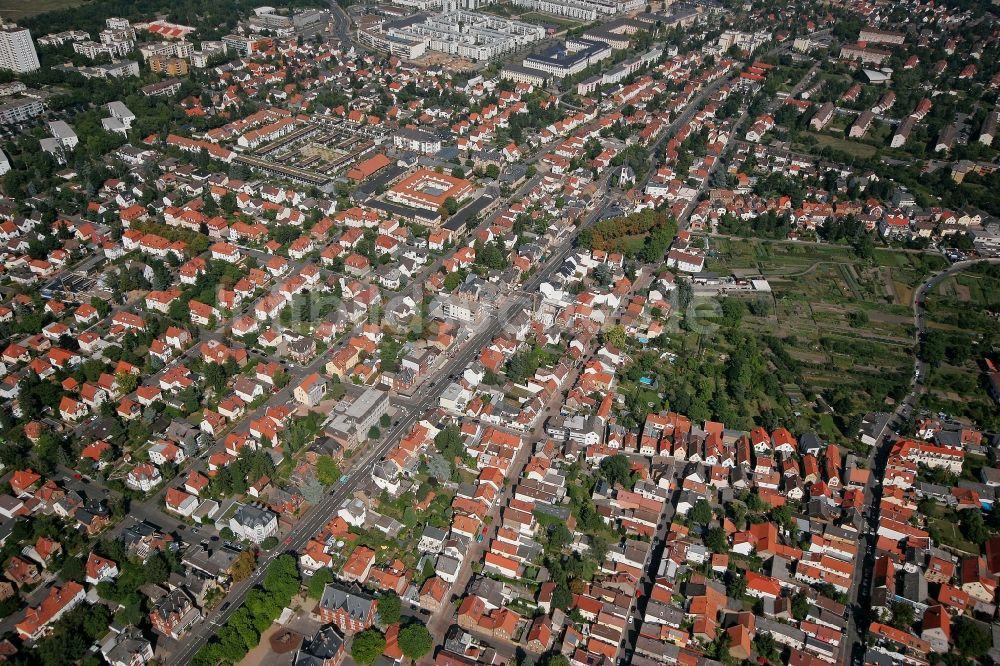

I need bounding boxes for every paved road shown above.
[326,0,352,47]
[677,59,819,229]
[168,36,766,666]
[621,483,675,666]
[168,181,617,665]
[166,380,442,666]
[848,257,1000,664]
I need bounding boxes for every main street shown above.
[326,0,352,47]
[167,24,756,664]
[167,173,618,665]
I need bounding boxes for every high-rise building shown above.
[0,26,40,73]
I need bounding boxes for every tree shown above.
[426,453,451,481]
[274,369,291,388]
[705,527,728,553]
[398,624,433,661]
[726,572,746,600]
[475,240,507,270]
[598,454,633,489]
[605,325,626,350]
[308,568,334,600]
[960,508,988,545]
[542,655,570,666]
[60,556,85,583]
[351,629,386,666]
[677,279,693,310]
[220,191,238,214]
[263,554,299,601]
[593,263,613,286]
[791,591,809,621]
[114,371,138,395]
[889,602,914,630]
[954,618,991,658]
[920,330,947,366]
[442,271,462,293]
[378,592,401,626]
[548,524,573,552]
[316,457,341,486]
[552,584,572,610]
[720,298,746,328]
[689,499,713,526]
[230,551,257,581]
[434,426,464,462]
[848,310,869,327]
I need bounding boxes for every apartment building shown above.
[0,26,39,73]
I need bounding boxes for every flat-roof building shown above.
[0,26,39,73]
[385,11,544,61]
[326,387,390,446]
[522,38,612,78]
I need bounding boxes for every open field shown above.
[415,51,478,72]
[925,503,979,554]
[519,11,584,28]
[798,131,878,159]
[0,0,82,19]
[935,271,1000,308]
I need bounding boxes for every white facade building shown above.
[386,11,544,62]
[0,26,39,73]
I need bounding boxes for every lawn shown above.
[927,515,978,555]
[798,132,878,159]
[963,453,989,483]
[519,11,583,28]
[0,0,82,19]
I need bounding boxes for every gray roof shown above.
[318,584,375,620]
[300,625,344,661]
[436,555,461,576]
[232,504,276,529]
[935,430,962,448]
[421,525,447,542]
[396,127,439,142]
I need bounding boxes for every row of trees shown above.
[192,555,300,666]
